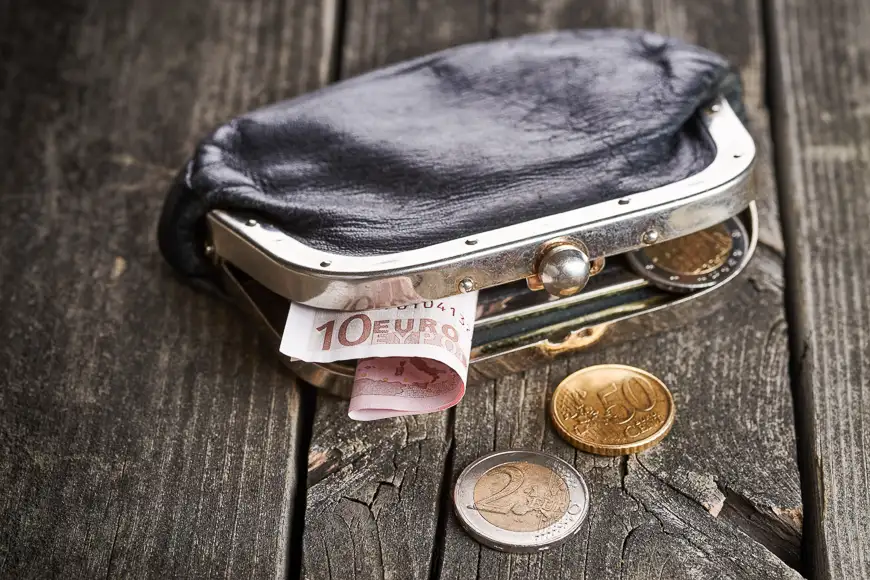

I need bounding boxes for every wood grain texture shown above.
[436,0,805,578]
[300,3,492,578]
[0,0,336,577]
[303,404,451,580]
[766,0,870,577]
[0,0,812,578]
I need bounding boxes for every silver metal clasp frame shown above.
[214,205,758,398]
[206,96,758,397]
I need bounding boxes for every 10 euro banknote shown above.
[280,292,478,420]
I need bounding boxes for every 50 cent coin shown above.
[550,365,675,456]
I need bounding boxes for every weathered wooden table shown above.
[1,0,867,578]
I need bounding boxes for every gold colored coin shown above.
[550,364,675,455]
[472,461,570,532]
[644,223,733,275]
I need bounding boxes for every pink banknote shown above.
[348,357,464,420]
[279,292,478,421]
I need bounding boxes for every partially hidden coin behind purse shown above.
[453,450,589,552]
[550,365,675,456]
[625,216,749,293]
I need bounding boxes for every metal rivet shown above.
[641,229,660,245]
[459,277,474,293]
[465,239,478,246]
[204,244,215,257]
[246,218,258,227]
[709,103,722,113]
[320,260,331,268]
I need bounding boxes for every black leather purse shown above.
[158,29,757,396]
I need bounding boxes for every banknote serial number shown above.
[398,301,470,325]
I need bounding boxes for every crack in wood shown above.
[628,457,803,576]
[428,412,455,580]
[103,456,128,580]
[717,486,802,571]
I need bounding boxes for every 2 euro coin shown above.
[453,450,589,552]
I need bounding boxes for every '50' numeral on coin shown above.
[597,377,656,424]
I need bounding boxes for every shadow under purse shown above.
[157,29,757,398]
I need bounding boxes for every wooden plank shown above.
[300,3,493,579]
[0,0,337,577]
[766,0,870,577]
[437,1,804,578]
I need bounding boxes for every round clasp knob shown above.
[537,243,592,297]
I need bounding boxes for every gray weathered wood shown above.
[437,1,804,578]
[304,404,451,580]
[0,0,817,578]
[0,0,336,577]
[300,3,494,579]
[767,0,870,577]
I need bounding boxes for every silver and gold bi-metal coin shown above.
[550,364,675,456]
[626,216,748,293]
[453,450,589,552]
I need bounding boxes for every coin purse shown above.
[158,29,757,397]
